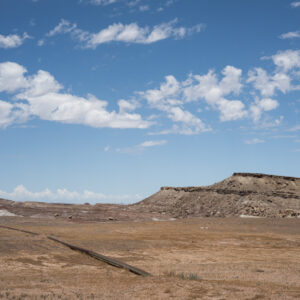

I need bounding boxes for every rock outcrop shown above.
[1,173,299,220]
[134,173,300,218]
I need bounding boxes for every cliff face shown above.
[135,173,300,218]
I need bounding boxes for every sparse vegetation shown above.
[165,270,202,281]
[0,216,299,298]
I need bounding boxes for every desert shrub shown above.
[165,271,201,281]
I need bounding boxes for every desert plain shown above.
[0,173,300,299]
[0,216,300,299]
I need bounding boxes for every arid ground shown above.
[0,216,299,299]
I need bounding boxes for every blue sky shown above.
[0,0,299,204]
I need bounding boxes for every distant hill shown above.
[1,173,299,220]
[133,173,300,218]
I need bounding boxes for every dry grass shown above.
[0,216,299,299]
[165,270,202,281]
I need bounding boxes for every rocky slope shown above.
[1,173,299,220]
[133,173,300,218]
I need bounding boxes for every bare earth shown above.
[0,216,299,299]
[0,173,299,299]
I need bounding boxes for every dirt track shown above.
[0,216,299,299]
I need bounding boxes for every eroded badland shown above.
[0,173,300,299]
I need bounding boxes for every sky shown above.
[0,0,300,204]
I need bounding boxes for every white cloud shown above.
[88,19,205,47]
[18,70,63,97]
[118,99,138,113]
[88,23,147,46]
[44,19,205,48]
[45,19,89,44]
[141,65,247,129]
[280,31,300,39]
[250,98,279,122]
[1,49,298,133]
[140,140,167,147]
[116,139,167,153]
[0,62,28,93]
[37,39,45,46]
[247,51,300,110]
[0,100,14,128]
[218,98,247,121]
[140,75,210,134]
[81,0,117,5]
[182,67,247,122]
[0,99,30,128]
[0,62,151,129]
[140,51,298,129]
[244,138,265,144]
[261,115,284,128]
[46,19,77,37]
[258,98,279,111]
[247,68,291,97]
[166,0,175,6]
[127,0,140,7]
[271,50,300,71]
[0,33,30,49]
[139,5,149,11]
[167,107,208,133]
[291,1,300,8]
[0,184,141,204]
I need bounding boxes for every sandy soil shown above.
[0,216,299,299]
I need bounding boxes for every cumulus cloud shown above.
[247,68,291,97]
[1,49,298,133]
[140,75,209,134]
[0,101,16,128]
[250,98,279,122]
[44,19,205,48]
[271,50,300,71]
[257,98,279,111]
[0,100,30,128]
[0,62,28,92]
[141,50,300,129]
[167,107,208,134]
[247,50,300,101]
[0,32,30,49]
[182,67,247,121]
[0,184,141,204]
[0,61,151,129]
[140,65,247,132]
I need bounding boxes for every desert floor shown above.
[0,217,299,299]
